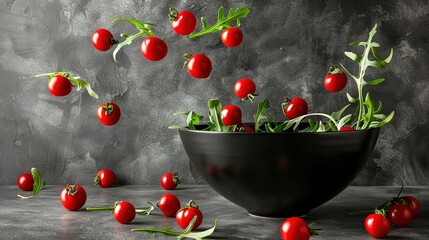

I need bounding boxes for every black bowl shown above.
[178,124,380,217]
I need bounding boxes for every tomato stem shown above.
[86,206,115,211]
[169,6,179,22]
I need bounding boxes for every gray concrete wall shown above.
[0,0,428,185]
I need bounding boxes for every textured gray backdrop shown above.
[0,0,428,185]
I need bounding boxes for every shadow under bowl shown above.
[178,124,380,217]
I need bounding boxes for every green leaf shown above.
[367,60,385,69]
[208,99,224,132]
[180,219,218,239]
[370,111,395,128]
[316,121,326,132]
[365,78,385,86]
[18,168,44,199]
[374,114,387,119]
[253,98,270,132]
[344,51,362,62]
[338,114,353,129]
[186,111,203,130]
[189,6,250,38]
[135,202,155,216]
[173,111,191,116]
[327,121,337,131]
[349,41,367,46]
[347,93,358,103]
[331,104,351,121]
[68,77,99,98]
[361,93,375,129]
[112,31,146,62]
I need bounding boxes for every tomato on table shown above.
[113,201,136,224]
[365,212,391,239]
[94,169,117,188]
[158,193,181,217]
[17,173,34,191]
[48,75,72,97]
[221,27,243,47]
[60,184,87,211]
[97,102,121,126]
[160,172,180,190]
[388,203,413,227]
[176,200,203,230]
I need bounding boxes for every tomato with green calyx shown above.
[160,172,180,190]
[184,53,212,79]
[221,27,243,47]
[388,203,413,227]
[282,97,308,120]
[221,105,242,126]
[158,193,181,217]
[48,75,72,97]
[234,78,256,102]
[17,173,34,191]
[92,28,118,51]
[94,169,116,188]
[176,200,203,230]
[324,66,347,92]
[114,201,136,224]
[60,184,87,211]
[365,209,391,239]
[97,102,121,126]
[169,7,196,36]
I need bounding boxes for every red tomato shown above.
[283,97,308,119]
[185,54,212,79]
[171,10,196,35]
[237,124,254,132]
[94,169,116,188]
[158,193,181,217]
[92,28,114,51]
[280,217,310,240]
[339,126,355,132]
[113,201,136,224]
[388,204,413,227]
[365,213,391,238]
[234,78,256,99]
[48,75,72,97]
[324,66,347,92]
[221,105,242,126]
[221,27,243,48]
[176,202,203,230]
[60,184,87,211]
[160,172,180,190]
[141,37,168,61]
[17,173,34,191]
[401,196,420,217]
[96,102,121,126]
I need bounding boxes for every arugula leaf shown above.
[331,104,350,121]
[208,99,224,132]
[187,111,203,130]
[136,202,155,216]
[253,98,270,132]
[18,168,44,199]
[370,111,395,128]
[190,6,250,38]
[35,72,99,98]
[131,216,217,240]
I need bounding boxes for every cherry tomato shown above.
[388,204,413,227]
[221,27,243,48]
[365,213,391,239]
[92,28,115,51]
[176,201,203,230]
[170,9,196,36]
[158,193,181,217]
[339,126,355,132]
[96,102,121,126]
[401,196,420,217]
[283,97,308,119]
[17,173,34,191]
[185,53,212,79]
[60,184,87,211]
[113,201,136,224]
[94,169,116,188]
[160,172,180,190]
[280,217,310,240]
[141,37,168,61]
[221,105,242,126]
[48,75,72,97]
[324,66,347,92]
[237,124,254,133]
[234,78,256,99]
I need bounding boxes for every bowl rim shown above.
[177,123,380,135]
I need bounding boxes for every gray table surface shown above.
[0,185,427,239]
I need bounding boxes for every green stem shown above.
[86,206,115,211]
[131,227,179,236]
[298,113,339,128]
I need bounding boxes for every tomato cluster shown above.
[361,192,421,238]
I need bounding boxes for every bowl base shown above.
[248,212,309,219]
